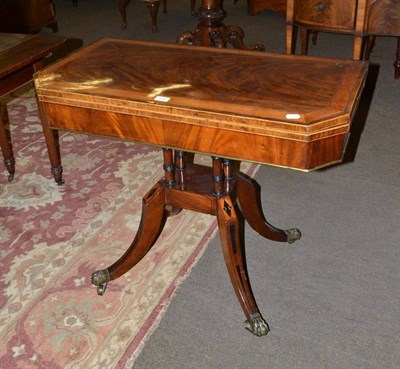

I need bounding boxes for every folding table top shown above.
[34,39,368,170]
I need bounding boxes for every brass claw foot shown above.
[245,315,270,337]
[91,269,111,296]
[285,228,302,244]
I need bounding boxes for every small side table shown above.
[0,33,67,181]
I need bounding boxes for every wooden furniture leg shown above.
[364,35,376,60]
[119,0,166,32]
[0,104,15,181]
[395,37,400,79]
[161,0,167,13]
[145,0,162,33]
[353,35,365,60]
[300,27,309,55]
[236,172,301,243]
[90,152,301,335]
[217,194,270,336]
[191,0,197,15]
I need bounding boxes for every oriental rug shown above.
[0,88,259,369]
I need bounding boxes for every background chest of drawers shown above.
[286,0,400,78]
[0,0,57,34]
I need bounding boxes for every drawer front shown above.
[294,0,357,31]
[367,0,400,35]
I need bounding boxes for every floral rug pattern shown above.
[0,89,258,368]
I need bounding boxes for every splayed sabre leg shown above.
[91,152,300,336]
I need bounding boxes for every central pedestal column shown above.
[177,0,265,50]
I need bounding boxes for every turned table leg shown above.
[118,0,130,29]
[237,172,301,243]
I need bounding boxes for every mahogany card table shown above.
[0,33,66,181]
[34,39,367,336]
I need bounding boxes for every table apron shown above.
[39,101,348,171]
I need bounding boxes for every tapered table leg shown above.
[145,0,161,33]
[91,153,300,336]
[191,0,197,15]
[37,100,64,185]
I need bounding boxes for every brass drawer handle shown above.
[315,1,326,11]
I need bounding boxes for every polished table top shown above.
[34,39,368,170]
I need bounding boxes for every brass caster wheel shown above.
[97,283,107,296]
